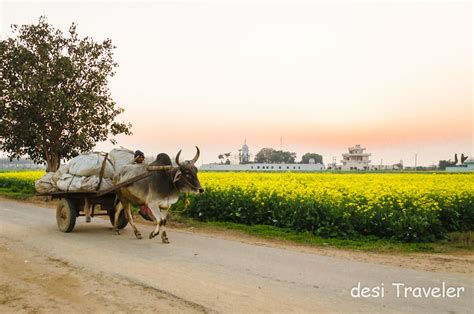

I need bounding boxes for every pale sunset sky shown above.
[1,0,472,166]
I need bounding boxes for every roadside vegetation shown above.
[0,170,41,199]
[1,170,473,252]
[180,172,474,243]
[172,216,473,253]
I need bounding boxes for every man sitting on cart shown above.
[133,150,145,164]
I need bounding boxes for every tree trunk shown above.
[45,153,60,172]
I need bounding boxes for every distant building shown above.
[238,141,250,164]
[328,145,402,171]
[200,163,325,172]
[341,144,371,170]
[445,159,474,172]
[201,141,325,172]
[369,163,403,171]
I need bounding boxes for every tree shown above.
[438,160,455,170]
[1,17,131,171]
[301,153,323,164]
[255,148,296,163]
[271,150,296,163]
[255,148,275,163]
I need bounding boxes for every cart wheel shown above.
[56,199,77,232]
[109,209,128,229]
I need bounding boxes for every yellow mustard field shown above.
[0,170,45,196]
[0,170,44,183]
[186,172,474,242]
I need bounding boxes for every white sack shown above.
[99,178,114,191]
[109,147,135,173]
[56,174,113,192]
[68,153,114,178]
[34,172,57,193]
[51,164,70,188]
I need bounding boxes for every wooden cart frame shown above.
[44,190,122,232]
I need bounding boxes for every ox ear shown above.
[173,169,182,183]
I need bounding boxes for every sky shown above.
[1,0,472,166]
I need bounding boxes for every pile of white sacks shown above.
[35,147,137,193]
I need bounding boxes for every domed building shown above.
[238,141,250,164]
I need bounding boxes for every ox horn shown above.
[175,150,182,167]
[192,146,200,163]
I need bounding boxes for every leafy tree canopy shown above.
[255,148,296,164]
[438,160,454,170]
[301,153,323,164]
[0,16,131,171]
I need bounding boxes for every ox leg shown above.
[113,201,124,235]
[160,207,170,244]
[148,204,163,240]
[84,197,91,223]
[125,203,142,239]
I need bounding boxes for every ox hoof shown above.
[161,232,170,244]
[114,229,120,235]
[134,231,142,240]
[149,232,157,239]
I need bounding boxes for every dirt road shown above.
[0,199,472,313]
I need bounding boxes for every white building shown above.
[369,164,403,171]
[238,141,250,164]
[201,141,325,172]
[341,144,371,170]
[200,163,325,172]
[445,159,474,172]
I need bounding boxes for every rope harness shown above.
[168,167,201,191]
[167,167,199,210]
[179,172,202,191]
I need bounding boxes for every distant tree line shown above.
[438,153,469,170]
[218,153,231,164]
[254,148,322,164]
[438,160,455,170]
[0,158,44,169]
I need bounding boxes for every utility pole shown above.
[414,154,417,171]
[280,136,282,150]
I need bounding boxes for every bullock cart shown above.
[37,164,174,233]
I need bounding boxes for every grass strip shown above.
[173,215,474,253]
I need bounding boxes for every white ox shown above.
[113,147,204,242]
